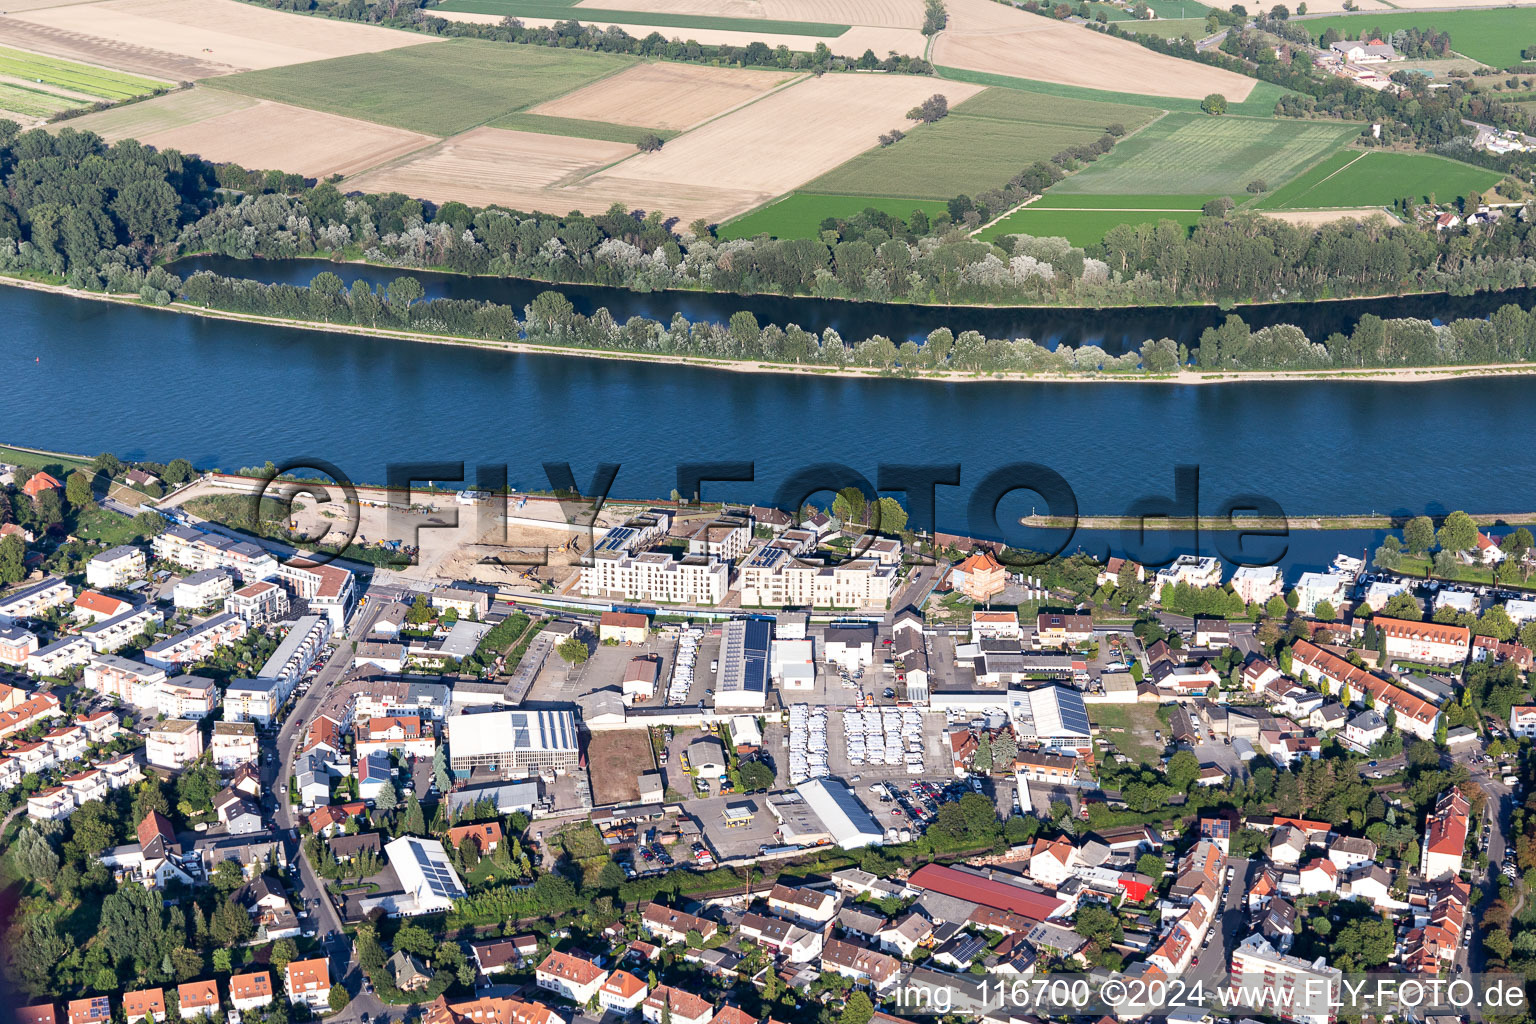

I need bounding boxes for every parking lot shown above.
[689,793,785,860]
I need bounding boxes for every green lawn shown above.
[1089,703,1167,767]
[1051,111,1360,195]
[1255,150,1502,208]
[801,87,1156,199]
[1114,17,1214,38]
[489,111,678,144]
[935,66,1291,116]
[0,45,165,100]
[719,192,949,239]
[1295,9,1536,68]
[978,207,1204,244]
[0,445,93,475]
[436,0,848,35]
[205,39,634,136]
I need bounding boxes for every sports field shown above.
[1255,150,1503,209]
[802,88,1156,199]
[437,0,849,34]
[1298,8,1536,67]
[206,39,633,137]
[1052,113,1359,195]
[978,208,1204,245]
[719,192,949,238]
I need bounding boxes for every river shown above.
[5,280,1535,576]
[171,255,1536,355]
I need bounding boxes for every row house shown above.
[356,714,434,759]
[0,754,21,789]
[43,722,88,762]
[1289,641,1440,740]
[225,579,290,626]
[27,785,74,821]
[61,766,109,805]
[27,636,92,677]
[738,911,824,963]
[10,738,57,775]
[1421,788,1471,882]
[83,604,163,654]
[86,544,146,589]
[820,939,901,991]
[77,710,119,744]
[144,612,247,669]
[1365,616,1470,666]
[0,576,72,623]
[254,614,330,691]
[98,750,143,790]
[641,903,718,945]
[766,882,836,925]
[0,692,62,739]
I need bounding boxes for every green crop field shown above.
[1255,150,1503,208]
[1051,112,1359,195]
[977,207,1203,245]
[802,88,1156,199]
[0,82,86,118]
[436,0,848,35]
[206,39,633,136]
[1295,9,1536,68]
[1116,17,1214,38]
[0,46,164,101]
[719,193,949,240]
[490,111,678,144]
[1030,192,1216,209]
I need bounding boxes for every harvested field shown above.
[931,0,1256,101]
[440,0,847,34]
[59,89,433,177]
[1260,207,1394,226]
[0,0,428,80]
[590,73,985,202]
[0,0,111,9]
[434,10,927,57]
[586,729,657,806]
[530,62,797,131]
[572,0,925,26]
[209,38,633,137]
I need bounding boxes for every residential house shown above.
[535,951,608,1004]
[641,989,713,1024]
[598,971,649,1014]
[229,973,274,1013]
[210,721,259,770]
[767,883,836,925]
[27,636,92,677]
[82,605,162,654]
[285,959,330,1010]
[177,981,220,1021]
[67,998,111,1024]
[641,903,717,945]
[87,545,146,589]
[820,939,900,991]
[144,612,247,669]
[123,988,165,1023]
[0,625,39,666]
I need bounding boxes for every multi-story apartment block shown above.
[1369,616,1471,666]
[144,612,247,669]
[173,569,236,611]
[211,720,260,770]
[146,718,204,770]
[82,605,162,654]
[1229,933,1341,1024]
[686,513,753,561]
[223,677,282,726]
[154,526,277,583]
[738,546,896,609]
[87,545,146,589]
[27,636,92,677]
[1156,555,1223,591]
[0,576,72,622]
[85,655,168,705]
[254,614,329,690]
[276,560,354,630]
[580,551,729,606]
[225,580,290,626]
[0,625,39,666]
[1421,788,1470,882]
[157,675,218,719]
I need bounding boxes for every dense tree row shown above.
[234,0,932,73]
[154,267,1536,373]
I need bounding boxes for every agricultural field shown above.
[802,87,1156,199]
[1052,112,1359,195]
[59,88,435,177]
[207,38,634,137]
[0,0,430,80]
[1115,17,1215,38]
[528,62,798,132]
[1029,192,1215,209]
[930,0,1257,101]
[1295,8,1536,68]
[569,0,926,27]
[0,45,163,99]
[977,207,1204,245]
[1254,150,1503,209]
[437,0,850,34]
[718,192,948,238]
[490,112,678,145]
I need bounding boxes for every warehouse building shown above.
[795,777,883,849]
[713,618,771,710]
[447,708,579,779]
[362,837,466,917]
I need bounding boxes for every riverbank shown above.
[15,273,1536,386]
[1021,513,1536,530]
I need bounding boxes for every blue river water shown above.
[4,280,1534,576]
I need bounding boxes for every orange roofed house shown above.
[642,988,714,1024]
[535,950,608,1004]
[22,472,60,498]
[1369,616,1470,666]
[598,970,650,1013]
[19,1007,58,1024]
[950,550,1007,603]
[122,989,165,1024]
[448,821,503,857]
[285,958,331,1009]
[67,998,110,1024]
[229,972,274,1012]
[423,995,560,1024]
[177,981,221,1021]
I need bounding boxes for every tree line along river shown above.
[7,268,1536,575]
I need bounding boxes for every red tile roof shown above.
[909,863,1063,921]
[230,972,273,1003]
[536,950,605,986]
[123,989,165,1020]
[19,1006,58,1024]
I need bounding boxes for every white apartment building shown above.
[0,625,38,666]
[687,515,753,561]
[1155,555,1223,591]
[256,614,330,690]
[1504,598,1536,625]
[157,675,218,719]
[580,551,729,606]
[174,569,236,611]
[27,636,92,677]
[1229,934,1341,1024]
[144,612,247,669]
[211,720,260,770]
[146,718,204,770]
[82,605,163,653]
[738,546,896,609]
[1231,566,1285,605]
[0,576,72,622]
[226,580,290,626]
[223,677,282,726]
[276,560,354,630]
[1292,572,1349,615]
[1511,705,1536,738]
[87,545,146,589]
[1370,616,1470,666]
[154,526,277,583]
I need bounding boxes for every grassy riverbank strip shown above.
[12,272,1536,386]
